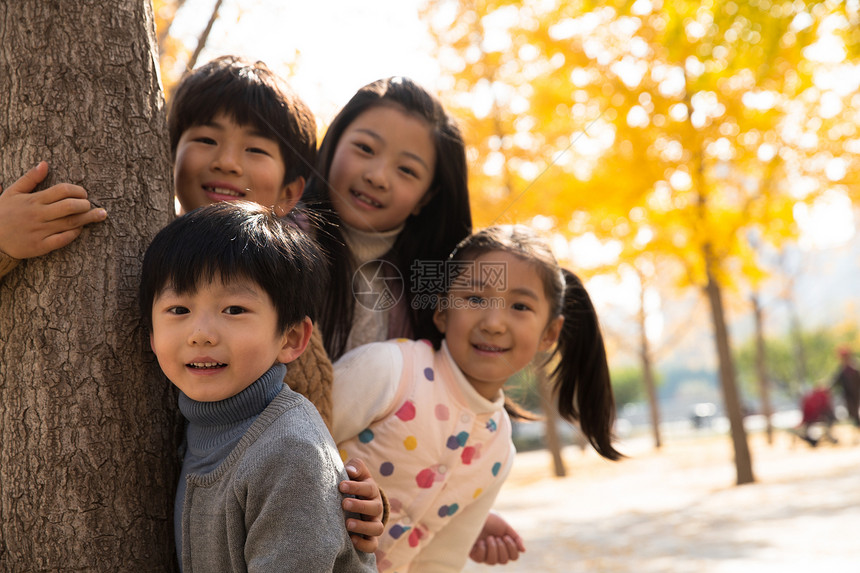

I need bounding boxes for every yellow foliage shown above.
[152,0,192,99]
[424,0,860,296]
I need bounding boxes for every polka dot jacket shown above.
[332,339,515,572]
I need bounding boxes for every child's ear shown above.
[539,315,564,352]
[432,304,448,334]
[277,316,313,364]
[410,186,436,217]
[275,175,306,217]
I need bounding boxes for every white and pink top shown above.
[332,338,515,573]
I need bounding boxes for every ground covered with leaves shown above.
[464,426,860,573]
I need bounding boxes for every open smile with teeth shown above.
[205,186,245,198]
[188,362,227,369]
[351,189,382,208]
[473,343,507,353]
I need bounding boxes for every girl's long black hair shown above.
[436,226,622,461]
[552,268,621,460]
[303,77,472,360]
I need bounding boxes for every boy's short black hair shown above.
[139,201,325,333]
[167,56,317,187]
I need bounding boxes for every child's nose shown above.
[479,307,506,334]
[363,160,388,190]
[187,318,217,346]
[211,144,243,175]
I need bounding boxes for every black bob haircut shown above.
[139,201,325,334]
[167,56,317,187]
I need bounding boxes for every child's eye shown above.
[353,142,373,154]
[247,146,271,156]
[167,306,190,315]
[512,302,533,312]
[399,166,418,178]
[466,295,485,306]
[223,306,246,315]
[193,137,217,145]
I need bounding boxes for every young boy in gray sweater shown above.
[139,200,377,572]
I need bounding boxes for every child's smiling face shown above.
[150,275,302,402]
[433,251,564,401]
[173,112,301,216]
[327,104,436,233]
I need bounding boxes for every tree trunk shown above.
[638,274,662,449]
[751,293,774,445]
[536,363,566,477]
[704,266,755,485]
[0,2,180,570]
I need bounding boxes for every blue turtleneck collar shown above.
[179,363,285,450]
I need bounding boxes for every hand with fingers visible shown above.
[339,457,386,553]
[469,511,526,565]
[0,161,107,263]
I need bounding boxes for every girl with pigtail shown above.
[552,267,618,459]
[329,225,621,572]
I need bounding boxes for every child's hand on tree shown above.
[469,511,526,565]
[339,457,387,553]
[0,161,107,260]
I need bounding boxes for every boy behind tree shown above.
[139,201,376,572]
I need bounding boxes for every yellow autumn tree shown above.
[424,0,860,484]
[152,0,227,98]
[153,0,191,97]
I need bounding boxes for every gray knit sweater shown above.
[175,364,376,572]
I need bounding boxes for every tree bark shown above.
[0,1,180,570]
[704,264,755,485]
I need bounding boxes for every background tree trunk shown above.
[0,1,180,570]
[536,362,567,477]
[186,0,223,72]
[637,273,662,449]
[704,266,755,485]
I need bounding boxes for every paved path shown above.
[464,426,860,572]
